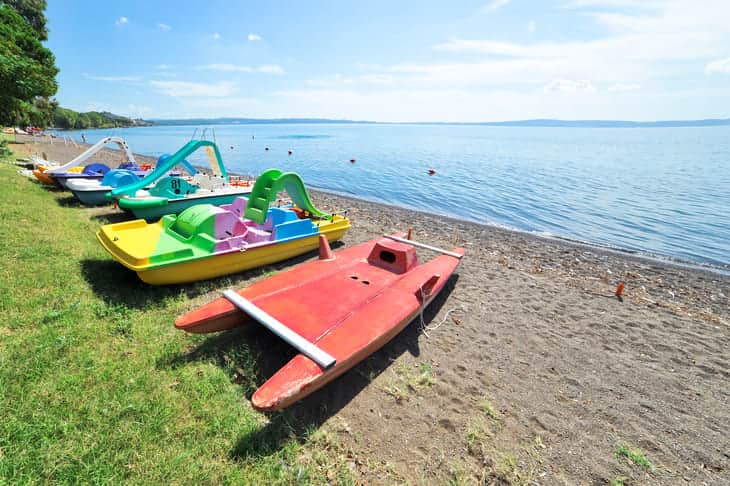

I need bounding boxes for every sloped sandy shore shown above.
[11,135,729,484]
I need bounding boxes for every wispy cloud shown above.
[150,80,237,97]
[306,73,395,88]
[257,65,284,74]
[562,0,663,8]
[156,64,172,70]
[247,33,262,41]
[157,23,171,31]
[115,16,128,26]
[197,64,284,74]
[481,0,512,13]
[212,32,221,40]
[430,0,730,93]
[544,79,597,93]
[527,20,536,33]
[85,74,141,82]
[705,57,730,74]
[607,83,641,91]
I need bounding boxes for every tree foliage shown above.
[53,107,146,129]
[0,2,57,126]
[3,0,48,40]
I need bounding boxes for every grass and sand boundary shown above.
[1,138,728,484]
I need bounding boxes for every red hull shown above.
[175,236,463,411]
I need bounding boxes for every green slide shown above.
[110,140,227,198]
[244,168,327,224]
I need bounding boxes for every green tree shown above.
[87,111,103,128]
[2,0,48,40]
[74,112,90,129]
[53,106,77,129]
[28,95,57,126]
[0,3,57,126]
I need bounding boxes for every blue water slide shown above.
[110,140,227,198]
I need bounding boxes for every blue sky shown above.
[46,0,730,122]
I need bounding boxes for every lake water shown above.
[52,124,730,268]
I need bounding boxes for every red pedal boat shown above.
[175,234,464,412]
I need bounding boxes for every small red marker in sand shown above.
[318,234,334,260]
[407,228,413,240]
[428,169,436,175]
[615,282,625,299]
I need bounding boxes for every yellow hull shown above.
[97,219,350,285]
[33,165,83,185]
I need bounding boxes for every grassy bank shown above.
[0,159,352,483]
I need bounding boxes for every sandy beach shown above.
[9,135,729,484]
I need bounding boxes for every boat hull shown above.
[119,192,250,221]
[175,236,463,411]
[100,224,349,284]
[70,188,111,206]
[54,174,104,189]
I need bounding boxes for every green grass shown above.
[610,476,630,486]
[615,443,652,469]
[0,160,353,483]
[478,396,500,421]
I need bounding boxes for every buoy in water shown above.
[428,169,436,175]
[265,147,270,151]
[349,158,356,163]
[288,150,293,155]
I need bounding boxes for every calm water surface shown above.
[53,124,730,268]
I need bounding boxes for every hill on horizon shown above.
[143,117,730,128]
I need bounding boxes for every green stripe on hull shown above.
[129,194,248,221]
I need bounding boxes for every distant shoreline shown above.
[49,117,730,129]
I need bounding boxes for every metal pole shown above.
[222,290,336,369]
[383,234,464,259]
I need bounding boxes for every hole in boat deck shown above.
[350,275,358,280]
[379,250,396,263]
[362,280,370,285]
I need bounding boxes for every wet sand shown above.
[10,135,729,484]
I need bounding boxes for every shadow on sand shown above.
[156,273,460,460]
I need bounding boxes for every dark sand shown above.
[11,135,730,484]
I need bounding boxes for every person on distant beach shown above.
[81,133,87,143]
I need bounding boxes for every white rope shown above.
[417,283,467,338]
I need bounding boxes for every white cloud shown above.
[85,74,141,82]
[481,0,512,13]
[127,104,153,116]
[562,0,663,8]
[212,32,221,40]
[528,20,536,33]
[156,64,172,70]
[157,23,171,31]
[306,73,395,88]
[199,63,254,72]
[433,39,556,57]
[150,80,237,97]
[197,64,284,74]
[248,33,262,41]
[544,79,597,93]
[115,16,128,26]
[85,101,111,112]
[182,97,259,109]
[705,57,730,74]
[607,83,641,91]
[257,65,284,74]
